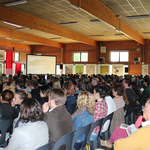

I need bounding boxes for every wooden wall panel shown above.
[32,45,61,64]
[20,52,28,63]
[64,43,98,64]
[128,64,142,75]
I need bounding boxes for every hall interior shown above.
[0,0,150,75]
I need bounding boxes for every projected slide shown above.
[26,55,56,74]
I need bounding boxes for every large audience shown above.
[0,72,150,150]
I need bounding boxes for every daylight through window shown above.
[73,52,88,62]
[110,51,128,62]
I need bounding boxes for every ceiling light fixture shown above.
[89,35,104,37]
[3,21,22,28]
[5,37,12,40]
[127,14,150,19]
[90,19,101,22]
[70,3,79,10]
[15,27,29,31]
[60,22,78,26]
[17,41,26,42]
[143,32,150,34]
[114,34,124,36]
[50,37,61,40]
[4,0,27,7]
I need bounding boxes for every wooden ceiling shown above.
[0,0,149,48]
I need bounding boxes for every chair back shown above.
[36,141,53,150]
[86,118,103,150]
[67,103,77,115]
[52,131,75,150]
[0,119,13,147]
[101,113,114,133]
[71,124,91,150]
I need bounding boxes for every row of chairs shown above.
[37,112,114,150]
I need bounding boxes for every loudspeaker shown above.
[125,67,128,73]
[60,64,63,69]
[99,57,105,62]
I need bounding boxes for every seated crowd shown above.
[0,73,150,150]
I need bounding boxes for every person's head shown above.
[53,79,61,89]
[20,98,43,123]
[25,80,30,88]
[48,89,66,109]
[39,85,50,98]
[113,83,129,105]
[30,80,38,89]
[77,91,96,115]
[75,82,85,91]
[93,84,106,100]
[143,78,149,87]
[13,90,28,105]
[15,79,24,90]
[2,82,15,94]
[91,77,99,86]
[122,78,131,88]
[1,90,14,103]
[143,99,150,121]
[67,83,75,96]
[1,76,9,83]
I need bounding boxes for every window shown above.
[15,52,20,61]
[110,51,128,62]
[73,52,88,62]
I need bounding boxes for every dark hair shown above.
[20,98,43,123]
[1,90,14,102]
[125,78,131,86]
[144,78,149,86]
[16,90,28,100]
[113,83,129,105]
[76,82,85,91]
[15,79,24,88]
[94,84,106,99]
[39,85,50,95]
[30,80,38,89]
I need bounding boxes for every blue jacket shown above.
[65,96,76,108]
[73,111,94,142]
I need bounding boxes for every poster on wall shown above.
[65,65,73,75]
[75,65,84,76]
[86,65,95,75]
[0,50,4,60]
[142,65,148,76]
[100,65,109,75]
[112,64,124,76]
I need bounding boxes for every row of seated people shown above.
[0,73,150,149]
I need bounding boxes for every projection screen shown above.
[26,55,56,75]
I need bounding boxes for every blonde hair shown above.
[53,79,61,89]
[77,91,96,115]
[3,82,15,94]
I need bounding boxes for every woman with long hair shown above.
[6,98,49,150]
[110,83,129,134]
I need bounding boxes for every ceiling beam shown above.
[0,6,98,47]
[0,26,63,48]
[0,38,31,51]
[68,0,144,45]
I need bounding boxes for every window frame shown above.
[73,52,88,62]
[15,52,20,62]
[110,51,129,62]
